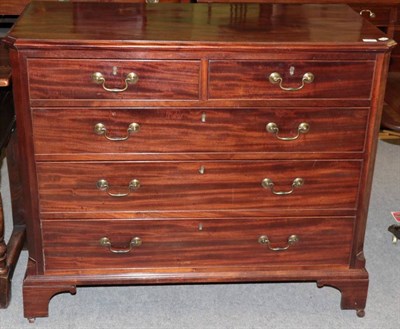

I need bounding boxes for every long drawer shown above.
[36,160,362,213]
[42,217,354,272]
[208,60,375,100]
[32,107,369,155]
[27,59,201,100]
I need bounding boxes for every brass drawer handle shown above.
[146,0,159,3]
[261,177,304,195]
[268,72,314,91]
[266,122,310,141]
[99,236,142,254]
[359,9,376,18]
[96,179,141,197]
[91,72,139,93]
[258,234,299,251]
[94,122,140,141]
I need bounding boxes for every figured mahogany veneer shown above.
[3,2,395,320]
[41,217,354,272]
[32,107,370,156]
[208,60,375,100]
[27,59,201,101]
[36,160,362,213]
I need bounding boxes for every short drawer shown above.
[351,5,393,26]
[208,60,374,100]
[37,160,362,214]
[32,107,369,155]
[42,217,354,272]
[27,59,200,100]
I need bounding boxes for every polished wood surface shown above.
[32,107,369,155]
[27,59,200,100]
[209,60,375,99]
[41,217,354,272]
[185,0,400,134]
[36,160,361,213]
[6,2,391,46]
[5,2,394,320]
[2,0,400,16]
[0,0,187,15]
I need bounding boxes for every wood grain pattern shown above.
[32,107,369,155]
[208,60,375,100]
[4,3,392,48]
[2,0,399,17]
[36,160,362,214]
[6,2,394,319]
[42,217,354,272]
[27,59,200,100]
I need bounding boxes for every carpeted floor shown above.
[0,140,399,329]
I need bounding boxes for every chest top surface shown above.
[2,1,400,16]
[3,2,395,52]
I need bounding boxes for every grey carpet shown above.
[0,140,399,328]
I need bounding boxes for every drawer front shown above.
[27,59,200,100]
[32,107,369,155]
[42,217,354,272]
[208,61,374,100]
[351,5,393,26]
[37,160,361,213]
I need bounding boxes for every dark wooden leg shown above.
[317,277,369,317]
[0,226,25,309]
[6,129,25,228]
[0,130,26,309]
[0,194,11,308]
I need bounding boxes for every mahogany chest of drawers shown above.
[4,2,395,320]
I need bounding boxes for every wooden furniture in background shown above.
[4,2,395,320]
[0,45,25,309]
[350,3,400,136]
